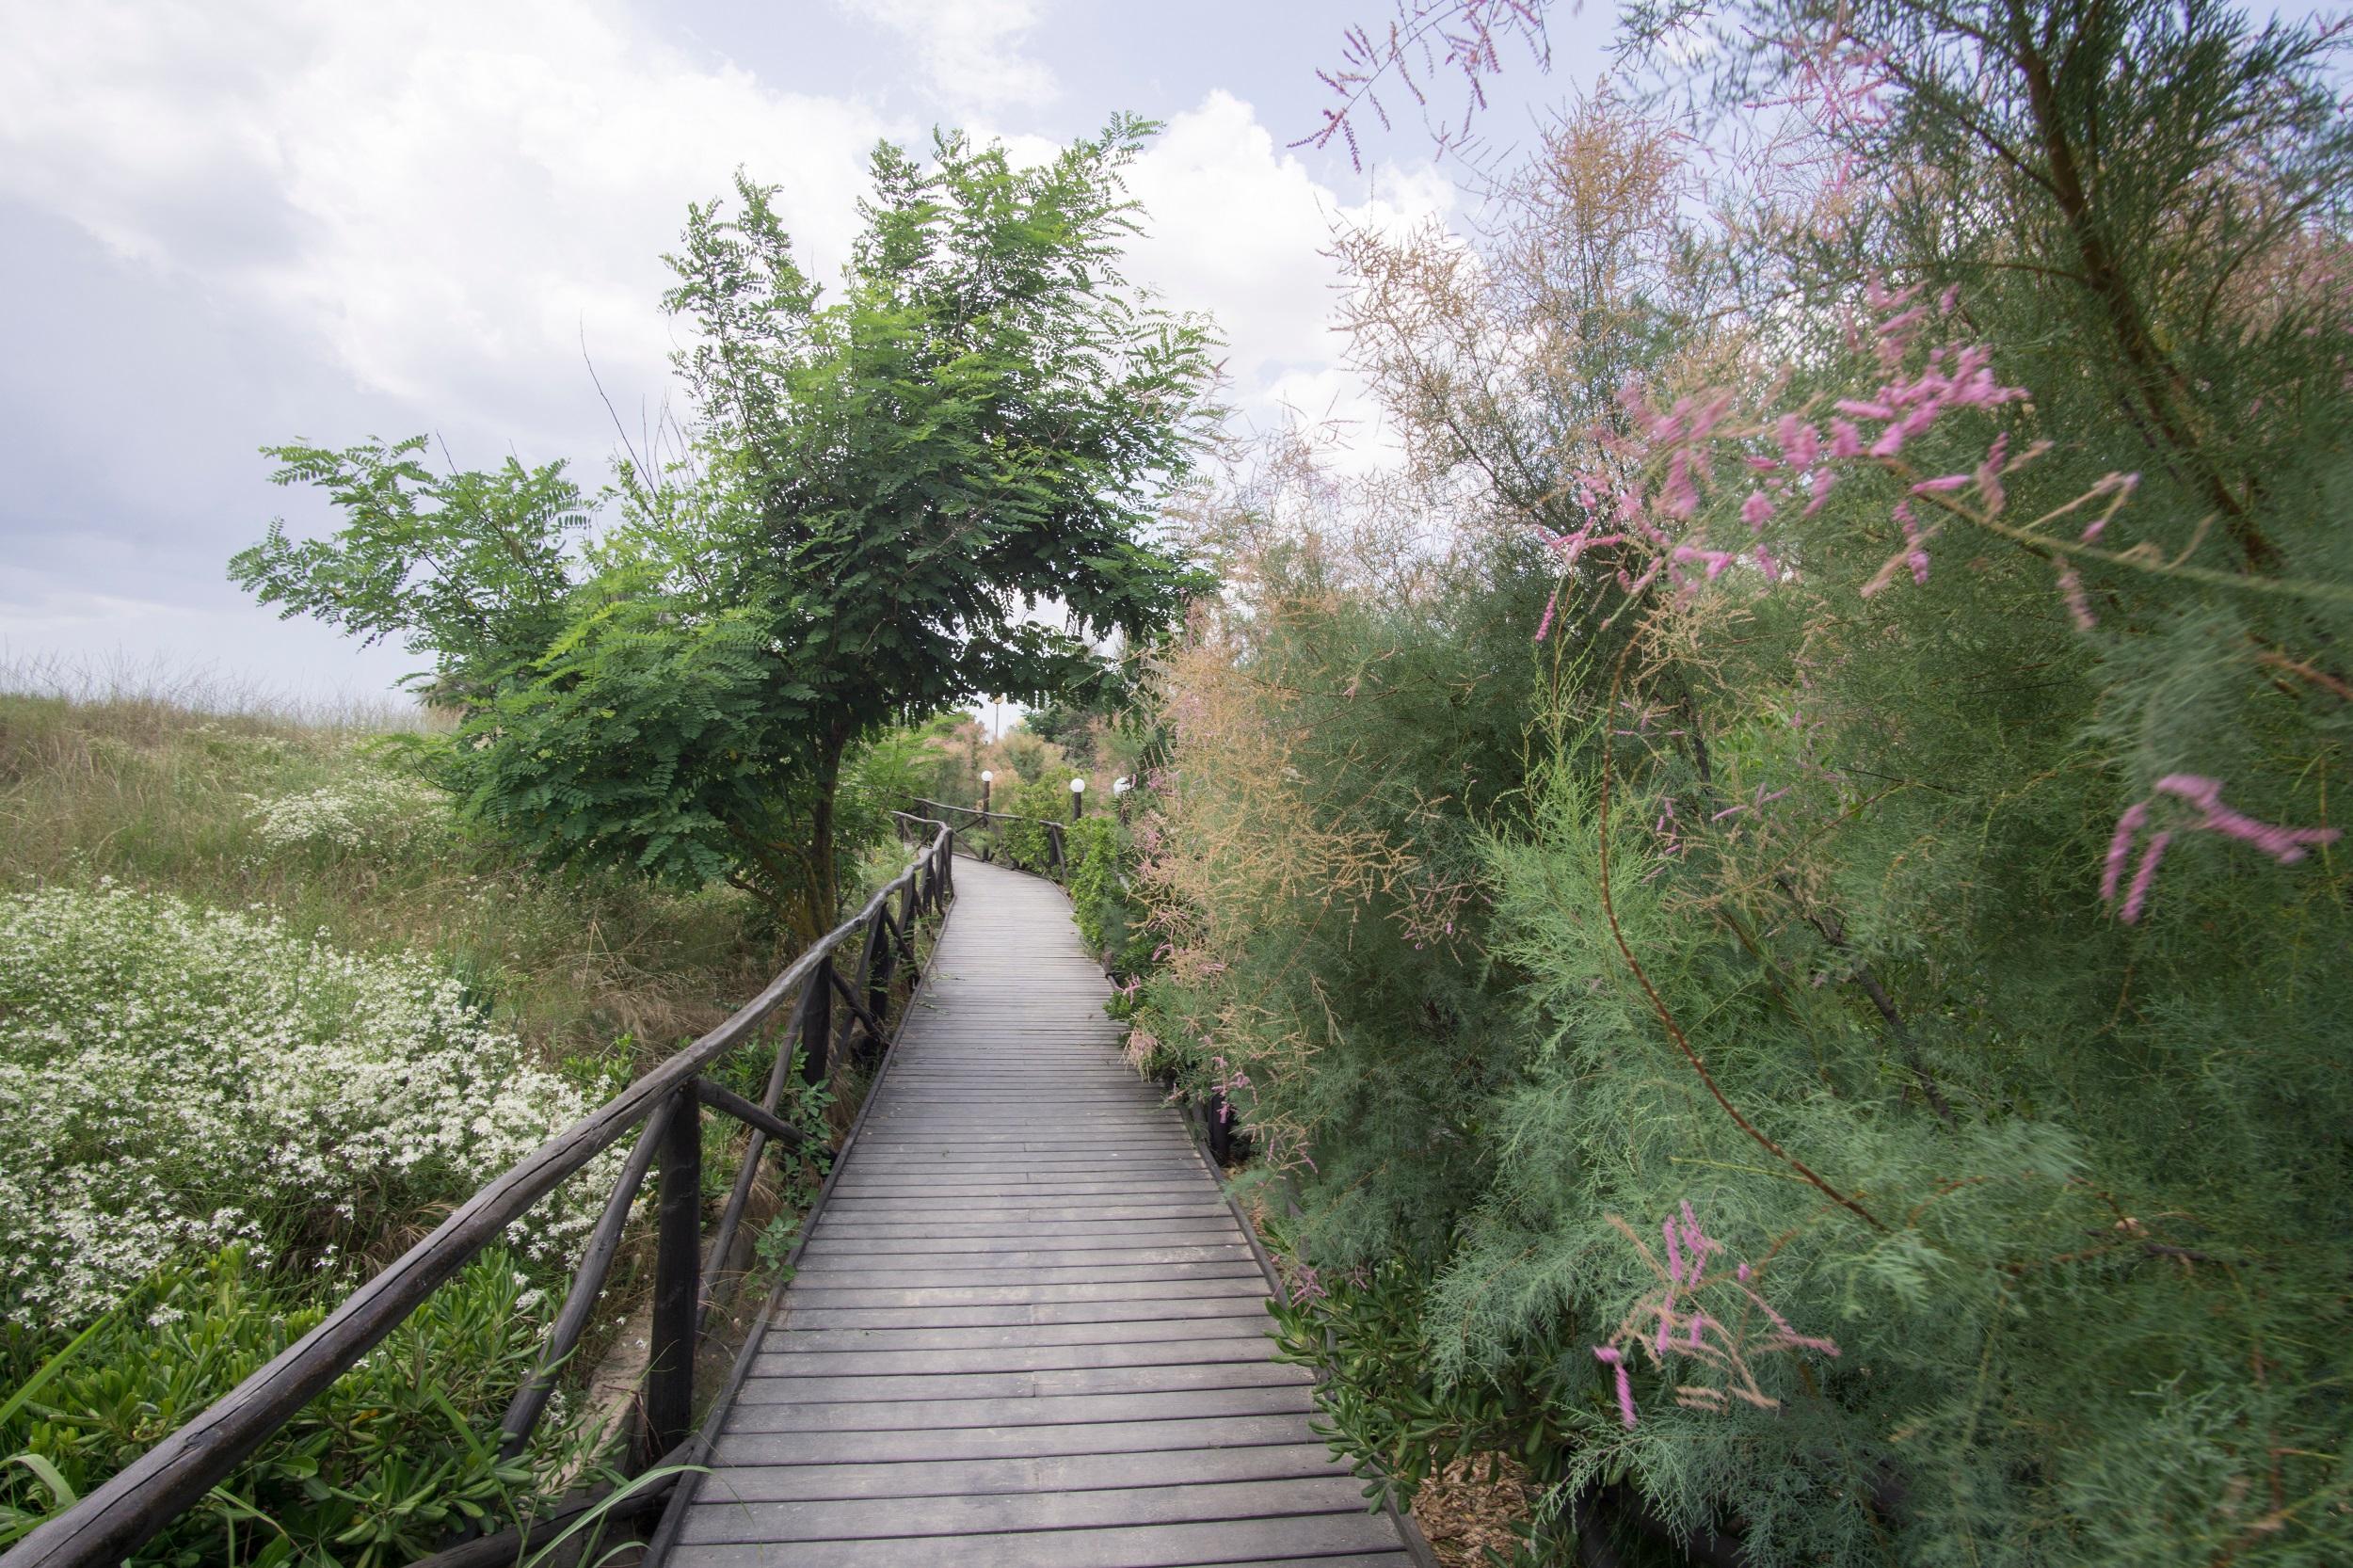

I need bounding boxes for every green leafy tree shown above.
[230,439,590,707]
[236,119,1216,941]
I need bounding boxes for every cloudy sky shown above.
[0,0,1613,704]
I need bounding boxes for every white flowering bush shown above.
[0,883,615,1326]
[246,771,449,855]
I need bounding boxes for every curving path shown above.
[664,857,1419,1568]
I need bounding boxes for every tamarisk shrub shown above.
[1136,1,2353,1560]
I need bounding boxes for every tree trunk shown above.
[790,727,851,946]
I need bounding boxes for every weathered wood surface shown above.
[670,859,1412,1567]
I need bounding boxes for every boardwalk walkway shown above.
[665,858,1418,1567]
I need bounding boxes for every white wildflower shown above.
[0,885,616,1322]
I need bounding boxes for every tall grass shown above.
[0,662,776,1080]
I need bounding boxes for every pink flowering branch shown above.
[1591,1205,1841,1429]
[1296,0,1552,169]
[2101,776,2340,923]
[1547,282,2353,640]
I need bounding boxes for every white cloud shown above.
[0,5,1453,697]
[0,0,894,452]
[850,0,1056,113]
[0,7,1440,468]
[1126,90,1455,463]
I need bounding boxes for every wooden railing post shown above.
[643,1083,702,1464]
[800,958,834,1086]
[1205,1089,1233,1164]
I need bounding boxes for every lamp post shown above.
[1068,776,1085,820]
[979,770,993,816]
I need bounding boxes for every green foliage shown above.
[0,685,771,1567]
[236,120,1217,942]
[0,1247,588,1568]
[1131,520,1554,1250]
[1268,1262,1579,1554]
[1064,815,1147,970]
[990,773,1079,873]
[1132,4,2353,1562]
[230,439,588,705]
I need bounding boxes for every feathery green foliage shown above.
[1131,2,2353,1560]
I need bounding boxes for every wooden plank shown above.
[721,1384,1317,1436]
[816,1202,1235,1223]
[824,1180,1214,1197]
[713,1414,1335,1467]
[806,1222,1241,1243]
[781,1278,1271,1309]
[751,1336,1292,1378]
[786,1252,1271,1280]
[666,1514,1407,1568]
[695,1442,1352,1503]
[792,1240,1254,1263]
[776,1299,1273,1331]
[760,1318,1273,1352]
[732,1360,1309,1404]
[676,1475,1370,1544]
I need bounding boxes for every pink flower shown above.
[1896,502,1931,584]
[2155,775,2343,863]
[2103,776,2339,920]
[1875,306,1927,340]
[1663,450,1701,519]
[1742,490,1774,530]
[1973,435,2009,512]
[1776,415,1820,472]
[1911,474,1969,494]
[2057,566,2095,631]
[1593,1345,1638,1428]
[1828,419,1865,459]
[1804,468,1837,516]
[2121,830,2171,923]
[1534,589,1559,644]
[2102,801,2150,903]
[1673,544,1736,581]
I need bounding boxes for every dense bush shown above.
[989,773,1082,874]
[1064,815,1150,975]
[1131,2,2353,1561]
[1129,515,1551,1250]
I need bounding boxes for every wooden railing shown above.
[908,795,1077,877]
[2,821,958,1568]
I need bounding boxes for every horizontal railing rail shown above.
[3,821,958,1568]
[907,794,1076,877]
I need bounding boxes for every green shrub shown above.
[0,1247,589,1567]
[992,775,1077,874]
[1064,815,1147,971]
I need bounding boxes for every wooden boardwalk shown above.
[665,858,1418,1568]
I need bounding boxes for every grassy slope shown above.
[0,690,777,1089]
